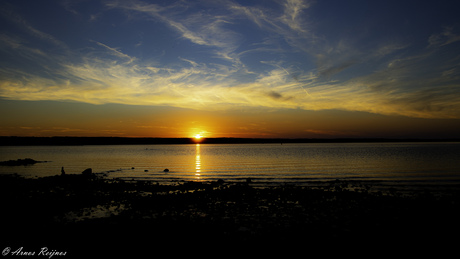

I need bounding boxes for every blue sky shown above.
[1,0,460,138]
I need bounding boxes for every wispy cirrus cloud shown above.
[228,0,316,50]
[0,3,66,48]
[428,27,460,47]
[105,0,243,64]
[2,39,459,120]
[90,40,136,63]
[280,0,312,34]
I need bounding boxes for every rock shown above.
[82,168,93,176]
[0,158,42,166]
[163,169,169,172]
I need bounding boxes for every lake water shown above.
[1,142,460,188]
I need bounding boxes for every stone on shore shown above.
[81,168,95,178]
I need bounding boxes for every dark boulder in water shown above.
[163,169,169,172]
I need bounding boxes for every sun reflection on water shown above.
[195,144,201,179]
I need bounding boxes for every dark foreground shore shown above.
[1,174,460,257]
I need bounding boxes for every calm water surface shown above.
[1,142,459,186]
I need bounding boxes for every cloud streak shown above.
[106,0,243,64]
[0,3,66,48]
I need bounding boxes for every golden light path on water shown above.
[195,144,201,180]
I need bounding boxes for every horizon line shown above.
[1,136,459,146]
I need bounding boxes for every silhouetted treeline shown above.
[1,136,458,146]
[0,136,194,146]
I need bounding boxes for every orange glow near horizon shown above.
[193,134,205,144]
[192,129,209,141]
[1,100,460,139]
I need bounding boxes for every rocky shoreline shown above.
[1,173,460,257]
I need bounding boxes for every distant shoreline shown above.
[1,136,459,146]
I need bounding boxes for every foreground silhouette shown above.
[1,174,459,257]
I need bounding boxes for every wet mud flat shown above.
[1,174,460,257]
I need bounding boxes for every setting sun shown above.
[194,134,203,140]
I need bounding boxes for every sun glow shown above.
[194,134,203,140]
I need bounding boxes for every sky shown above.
[1,0,460,139]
